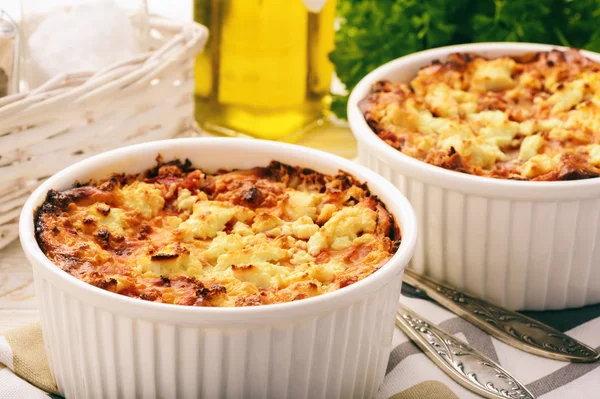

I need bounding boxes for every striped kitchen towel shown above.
[0,323,58,398]
[379,293,600,398]
[1,291,599,398]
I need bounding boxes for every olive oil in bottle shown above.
[193,0,336,142]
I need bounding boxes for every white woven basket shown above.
[0,17,208,249]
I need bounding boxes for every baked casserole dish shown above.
[360,49,600,181]
[35,160,399,307]
[20,138,417,399]
[348,43,600,311]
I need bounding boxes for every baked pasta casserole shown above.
[360,49,600,180]
[35,160,400,307]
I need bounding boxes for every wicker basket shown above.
[0,17,208,249]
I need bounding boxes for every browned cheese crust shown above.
[35,160,400,307]
[361,50,600,181]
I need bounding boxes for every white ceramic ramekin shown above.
[349,42,600,311]
[19,138,417,399]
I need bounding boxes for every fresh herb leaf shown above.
[470,0,552,43]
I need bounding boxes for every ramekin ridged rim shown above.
[20,138,417,323]
[348,42,600,200]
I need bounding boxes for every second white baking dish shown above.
[348,42,600,311]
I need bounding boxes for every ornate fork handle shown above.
[396,305,535,399]
[403,269,599,362]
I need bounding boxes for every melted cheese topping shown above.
[35,161,399,307]
[361,50,600,181]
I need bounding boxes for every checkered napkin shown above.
[1,293,599,399]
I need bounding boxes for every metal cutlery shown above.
[396,304,535,399]
[403,268,599,362]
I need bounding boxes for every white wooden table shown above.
[0,124,357,335]
[0,240,39,334]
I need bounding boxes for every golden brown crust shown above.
[36,160,399,307]
[362,49,600,181]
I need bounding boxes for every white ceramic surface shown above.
[348,42,600,311]
[19,138,417,399]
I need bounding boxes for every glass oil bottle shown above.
[193,0,336,142]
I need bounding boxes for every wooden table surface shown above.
[0,123,357,335]
[0,240,39,334]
